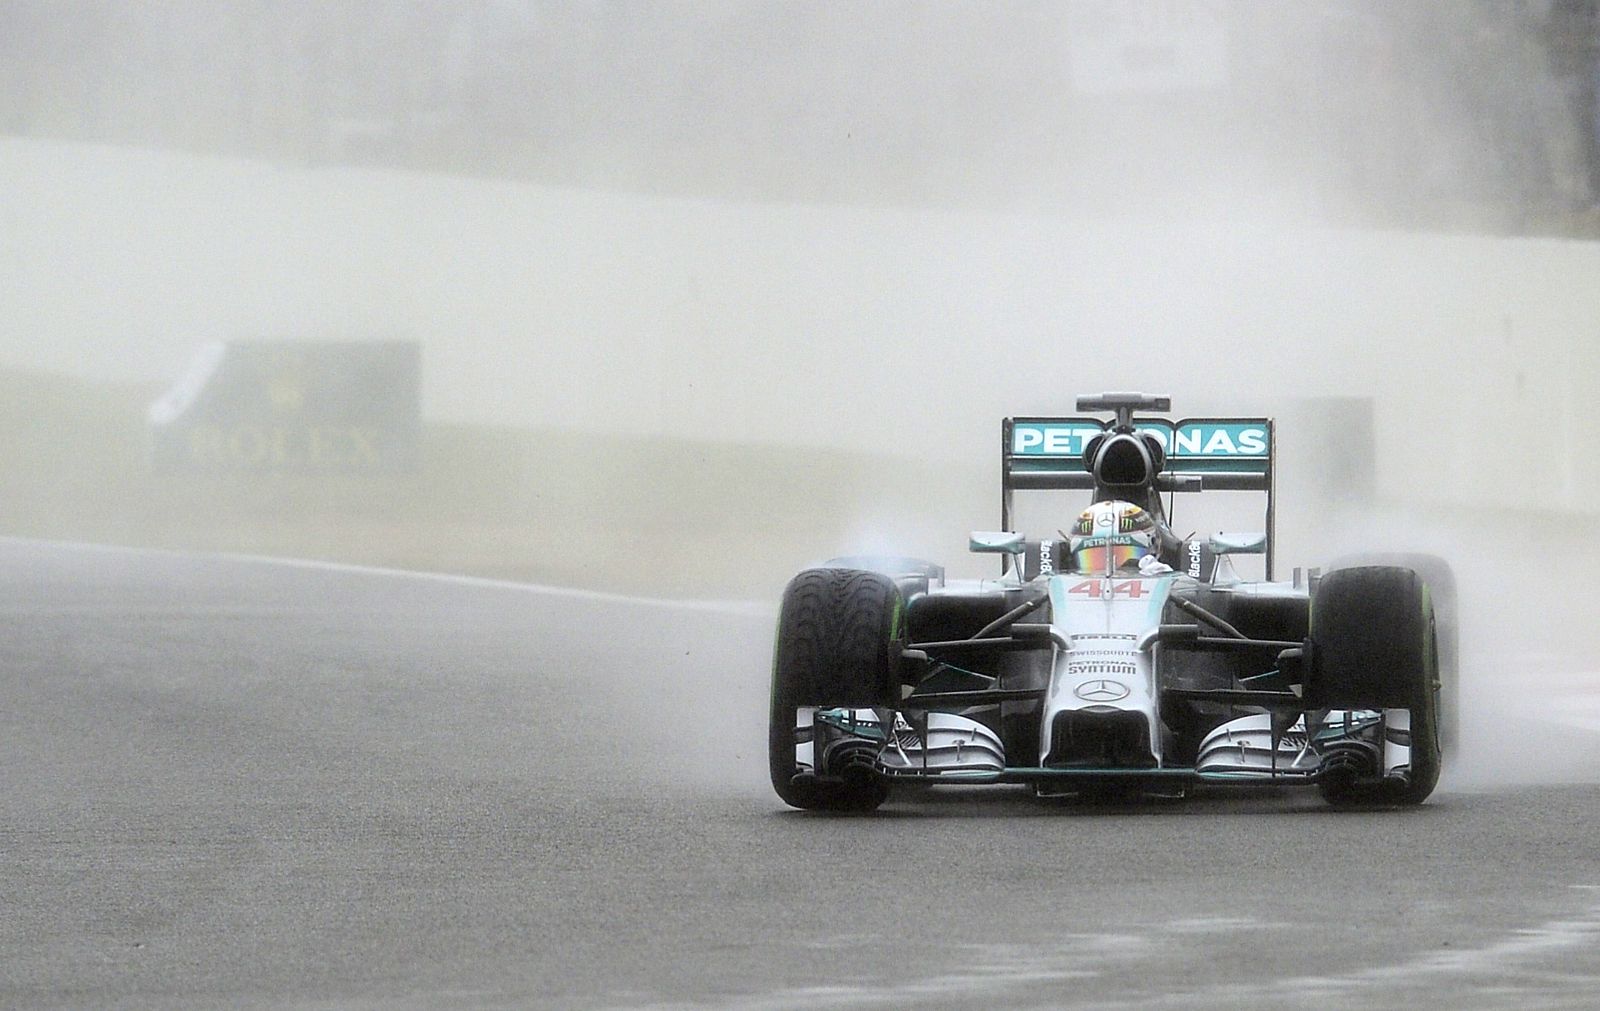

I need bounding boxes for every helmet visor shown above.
[1073,540,1150,574]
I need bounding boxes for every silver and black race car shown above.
[769,393,1455,811]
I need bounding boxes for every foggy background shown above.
[2,1,1599,768]
[4,2,1599,583]
[9,11,1600,1007]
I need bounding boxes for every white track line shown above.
[0,536,773,615]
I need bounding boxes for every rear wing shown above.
[1001,415,1276,577]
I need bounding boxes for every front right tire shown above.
[769,567,903,812]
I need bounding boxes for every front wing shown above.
[794,706,1417,790]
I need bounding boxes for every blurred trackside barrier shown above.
[0,368,975,598]
[4,138,1600,523]
[5,370,1598,600]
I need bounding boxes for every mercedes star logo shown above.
[1074,679,1130,702]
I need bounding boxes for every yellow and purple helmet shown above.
[1070,501,1158,575]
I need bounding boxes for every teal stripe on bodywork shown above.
[1146,573,1176,626]
[1043,572,1175,628]
[1046,574,1073,628]
[815,709,887,741]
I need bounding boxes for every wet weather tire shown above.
[1308,566,1441,806]
[769,568,903,812]
[1330,553,1458,754]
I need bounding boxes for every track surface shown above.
[4,541,1600,1009]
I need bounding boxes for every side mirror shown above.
[969,530,1025,555]
[1209,532,1267,555]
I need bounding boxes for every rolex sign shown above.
[149,341,421,472]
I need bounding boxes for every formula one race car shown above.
[770,393,1454,811]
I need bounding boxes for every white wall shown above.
[3,137,1597,512]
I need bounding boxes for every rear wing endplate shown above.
[1001,416,1277,578]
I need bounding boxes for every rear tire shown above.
[1308,566,1441,806]
[769,568,904,812]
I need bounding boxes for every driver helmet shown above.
[1070,501,1159,575]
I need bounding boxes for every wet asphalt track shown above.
[3,540,1600,1009]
